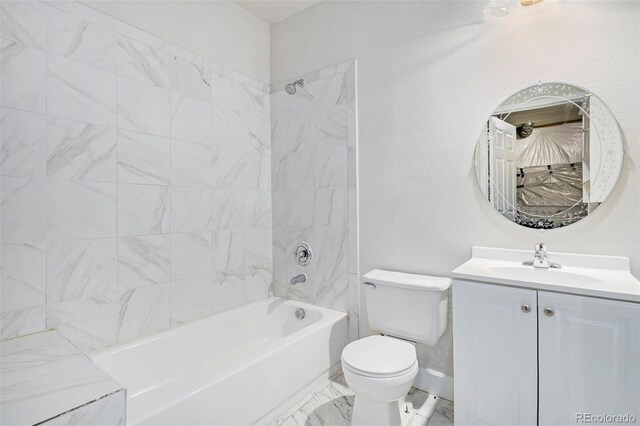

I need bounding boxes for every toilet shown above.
[341,269,451,426]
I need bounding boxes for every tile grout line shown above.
[115,43,120,345]
[44,0,49,333]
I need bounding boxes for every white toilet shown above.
[341,269,451,426]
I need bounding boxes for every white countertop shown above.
[452,247,640,303]
[0,330,124,425]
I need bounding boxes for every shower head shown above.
[285,79,304,95]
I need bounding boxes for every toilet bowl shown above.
[342,335,419,426]
[343,269,451,426]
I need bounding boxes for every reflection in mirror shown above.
[475,83,623,229]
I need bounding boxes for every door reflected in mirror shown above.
[475,83,623,229]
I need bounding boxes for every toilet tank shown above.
[363,269,451,345]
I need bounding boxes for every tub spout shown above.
[290,274,307,285]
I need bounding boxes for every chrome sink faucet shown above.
[523,243,561,269]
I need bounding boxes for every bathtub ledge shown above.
[0,330,125,425]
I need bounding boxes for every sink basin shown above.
[480,265,603,287]
[452,246,640,303]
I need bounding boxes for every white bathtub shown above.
[90,298,348,425]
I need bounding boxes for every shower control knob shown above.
[521,304,531,313]
[294,243,312,266]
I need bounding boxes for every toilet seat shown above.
[342,360,418,379]
[341,335,417,379]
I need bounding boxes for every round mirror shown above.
[474,82,623,229]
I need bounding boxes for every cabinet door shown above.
[453,281,538,426]
[539,292,640,425]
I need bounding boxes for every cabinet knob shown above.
[521,304,531,313]
[544,308,554,317]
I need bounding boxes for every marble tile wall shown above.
[270,60,359,340]
[0,0,272,351]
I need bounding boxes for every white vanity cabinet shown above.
[538,291,640,425]
[453,280,640,426]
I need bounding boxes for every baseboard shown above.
[413,367,454,401]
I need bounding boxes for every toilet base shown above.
[351,396,402,426]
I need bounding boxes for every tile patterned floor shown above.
[268,374,454,426]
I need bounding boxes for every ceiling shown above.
[234,0,321,25]
[503,102,583,129]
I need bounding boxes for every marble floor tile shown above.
[427,399,454,426]
[269,374,454,426]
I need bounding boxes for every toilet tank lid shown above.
[363,269,452,291]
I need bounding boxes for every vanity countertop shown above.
[452,247,640,303]
[0,330,124,425]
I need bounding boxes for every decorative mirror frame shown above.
[475,81,624,229]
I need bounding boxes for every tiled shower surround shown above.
[0,1,273,350]
[271,62,359,340]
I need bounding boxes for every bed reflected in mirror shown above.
[475,83,623,229]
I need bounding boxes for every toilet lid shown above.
[341,336,417,377]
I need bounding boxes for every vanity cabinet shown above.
[538,291,640,425]
[453,280,640,426]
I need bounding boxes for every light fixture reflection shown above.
[520,0,544,6]
[484,0,510,17]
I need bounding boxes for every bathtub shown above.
[90,298,348,425]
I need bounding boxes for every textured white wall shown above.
[271,1,640,377]
[83,0,270,83]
